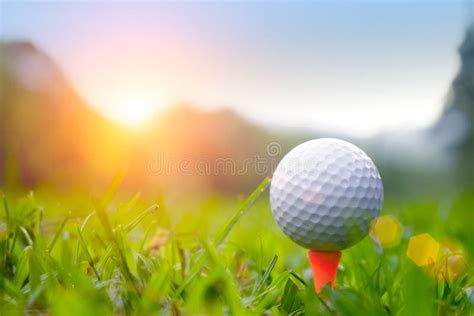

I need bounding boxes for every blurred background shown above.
[0,1,473,198]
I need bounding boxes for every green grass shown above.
[0,179,473,315]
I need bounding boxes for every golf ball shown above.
[270,138,383,251]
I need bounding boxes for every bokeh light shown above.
[432,240,466,281]
[406,233,440,266]
[369,215,403,248]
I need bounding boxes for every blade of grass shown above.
[138,220,157,253]
[252,270,290,308]
[2,194,9,271]
[251,254,278,298]
[214,177,270,246]
[47,215,70,253]
[9,228,20,255]
[94,171,124,243]
[92,204,156,278]
[177,178,270,296]
[123,204,158,233]
[175,252,206,295]
[14,245,32,287]
[28,250,40,291]
[19,226,33,246]
[80,211,96,233]
[100,170,126,208]
[315,291,336,316]
[95,244,114,277]
[0,273,24,299]
[93,173,142,293]
[289,271,307,288]
[77,226,101,280]
[282,277,301,314]
[75,211,95,265]
[94,205,141,294]
[2,194,9,224]
[121,192,142,213]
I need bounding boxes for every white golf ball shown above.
[270,138,383,251]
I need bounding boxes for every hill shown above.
[0,41,303,194]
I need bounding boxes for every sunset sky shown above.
[1,1,468,136]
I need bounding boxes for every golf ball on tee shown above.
[270,138,383,251]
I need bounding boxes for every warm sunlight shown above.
[98,89,161,128]
[116,95,155,127]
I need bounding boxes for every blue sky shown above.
[0,1,468,136]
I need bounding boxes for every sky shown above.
[0,1,469,136]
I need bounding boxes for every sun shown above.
[115,94,156,127]
[97,90,160,128]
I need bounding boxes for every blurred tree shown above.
[439,25,474,185]
[430,24,474,189]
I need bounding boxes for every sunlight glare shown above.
[99,89,160,128]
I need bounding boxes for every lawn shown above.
[0,177,473,315]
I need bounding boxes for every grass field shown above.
[1,177,473,315]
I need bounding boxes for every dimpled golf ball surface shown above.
[270,138,383,251]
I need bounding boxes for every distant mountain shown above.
[0,41,132,188]
[0,41,302,194]
[139,105,308,193]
